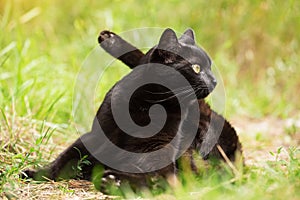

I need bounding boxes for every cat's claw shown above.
[20,169,36,179]
[20,167,52,181]
[102,174,121,186]
[98,30,116,43]
[100,173,121,194]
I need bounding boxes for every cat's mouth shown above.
[196,89,210,99]
[195,83,216,99]
[195,77,217,99]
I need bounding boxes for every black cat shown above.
[22,28,242,192]
[98,29,242,162]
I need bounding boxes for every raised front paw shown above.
[98,30,116,44]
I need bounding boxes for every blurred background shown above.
[1,0,299,147]
[0,0,299,198]
[1,0,299,124]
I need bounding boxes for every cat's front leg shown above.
[197,111,242,162]
[98,30,144,68]
[99,165,176,194]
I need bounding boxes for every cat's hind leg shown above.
[21,132,100,181]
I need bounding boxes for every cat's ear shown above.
[157,28,179,50]
[179,28,195,45]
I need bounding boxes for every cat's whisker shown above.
[146,83,211,104]
[145,88,194,103]
[179,89,198,103]
[144,85,193,95]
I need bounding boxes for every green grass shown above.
[0,0,300,199]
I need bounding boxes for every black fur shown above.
[22,28,242,193]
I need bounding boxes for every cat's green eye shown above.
[192,64,201,74]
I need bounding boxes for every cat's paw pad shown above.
[100,173,121,194]
[102,174,121,187]
[98,30,116,43]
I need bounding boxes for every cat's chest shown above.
[130,108,181,129]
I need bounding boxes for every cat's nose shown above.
[207,71,217,88]
[207,77,217,92]
[212,78,217,87]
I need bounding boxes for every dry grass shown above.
[4,180,111,200]
[1,114,299,199]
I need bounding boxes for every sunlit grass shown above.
[0,0,299,199]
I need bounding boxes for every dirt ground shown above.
[232,116,300,166]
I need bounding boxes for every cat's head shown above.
[143,28,217,99]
